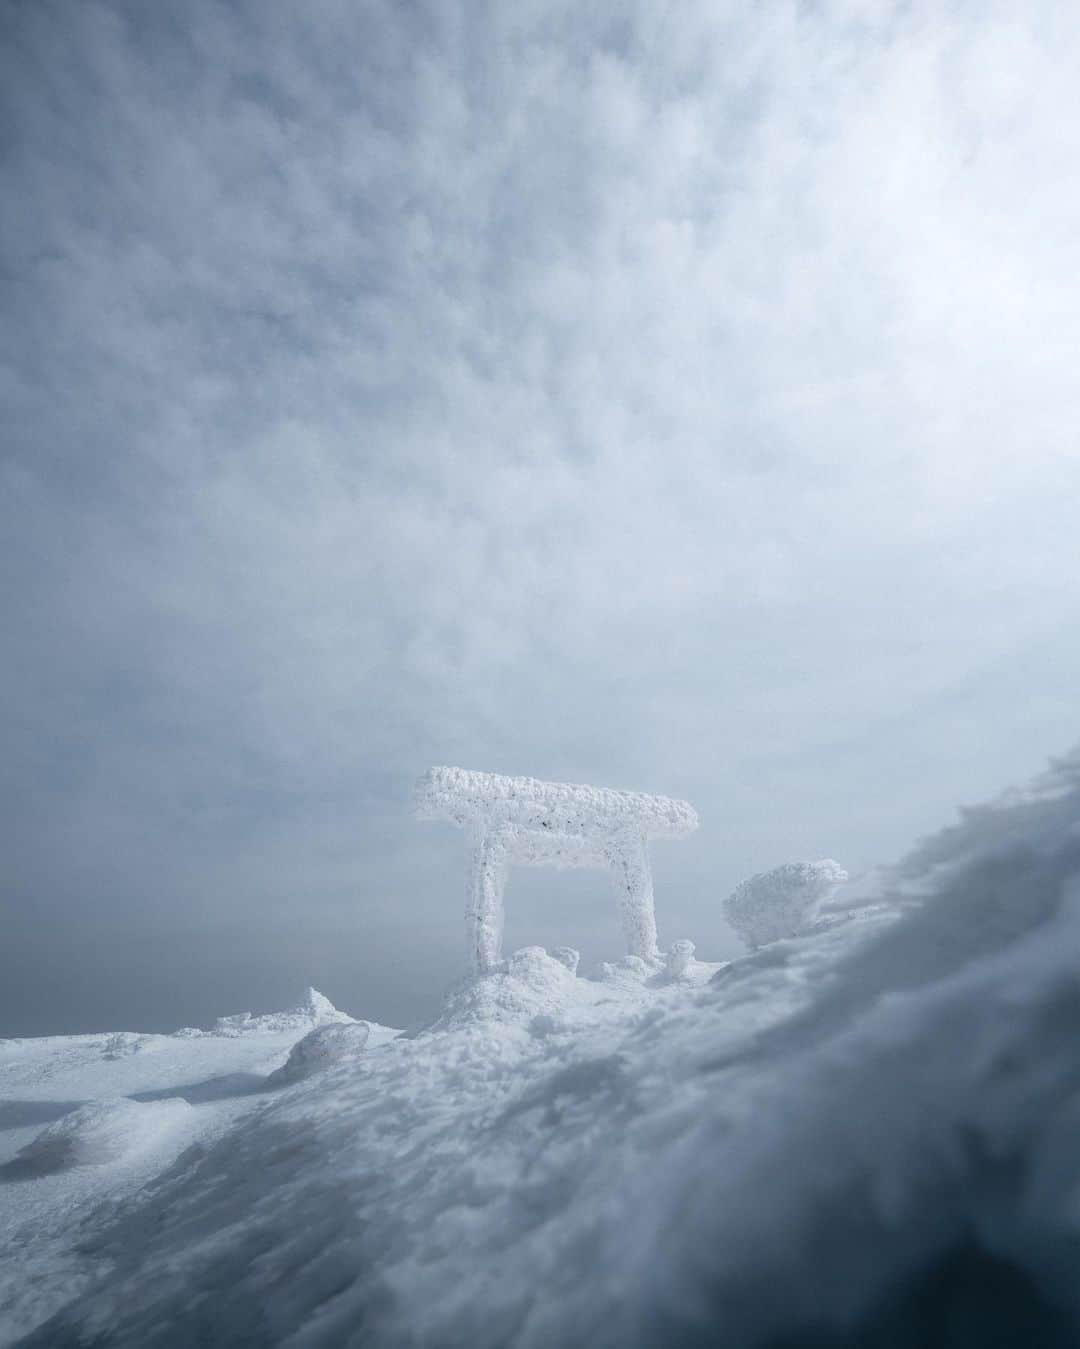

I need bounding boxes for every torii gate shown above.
[414,766,699,973]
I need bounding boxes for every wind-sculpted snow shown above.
[12,1099,192,1175]
[211,985,354,1037]
[10,749,1080,1348]
[266,1022,373,1086]
[0,988,391,1344]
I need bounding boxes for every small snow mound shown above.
[597,954,652,983]
[665,939,696,980]
[723,858,849,948]
[431,946,581,1029]
[549,946,580,975]
[99,1033,150,1059]
[267,1022,373,1086]
[300,986,339,1020]
[212,987,353,1037]
[15,1098,191,1173]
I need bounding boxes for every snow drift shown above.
[7,747,1080,1348]
[266,1022,373,1086]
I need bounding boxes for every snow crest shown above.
[211,986,352,1037]
[266,1022,373,1086]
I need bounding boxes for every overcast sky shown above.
[3,0,1079,1036]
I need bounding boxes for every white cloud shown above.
[2,0,1079,1030]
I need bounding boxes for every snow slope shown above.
[5,748,1080,1347]
[0,989,396,1344]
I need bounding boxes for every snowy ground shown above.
[0,991,397,1344]
[4,749,1080,1347]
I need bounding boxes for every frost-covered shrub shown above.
[723,859,849,948]
[268,1022,372,1086]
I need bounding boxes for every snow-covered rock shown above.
[722,858,849,947]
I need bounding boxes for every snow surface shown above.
[5,748,1080,1346]
[0,989,396,1344]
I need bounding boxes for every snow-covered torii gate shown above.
[415,767,699,973]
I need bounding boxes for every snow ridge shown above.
[211,986,353,1037]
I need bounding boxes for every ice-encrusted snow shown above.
[6,748,1080,1347]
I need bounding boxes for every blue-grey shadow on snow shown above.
[0,1099,84,1131]
[0,1154,68,1182]
[0,1077,274,1184]
[129,1072,269,1105]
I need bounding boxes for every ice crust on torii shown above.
[415,766,700,972]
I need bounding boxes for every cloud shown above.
[2,0,1079,1032]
